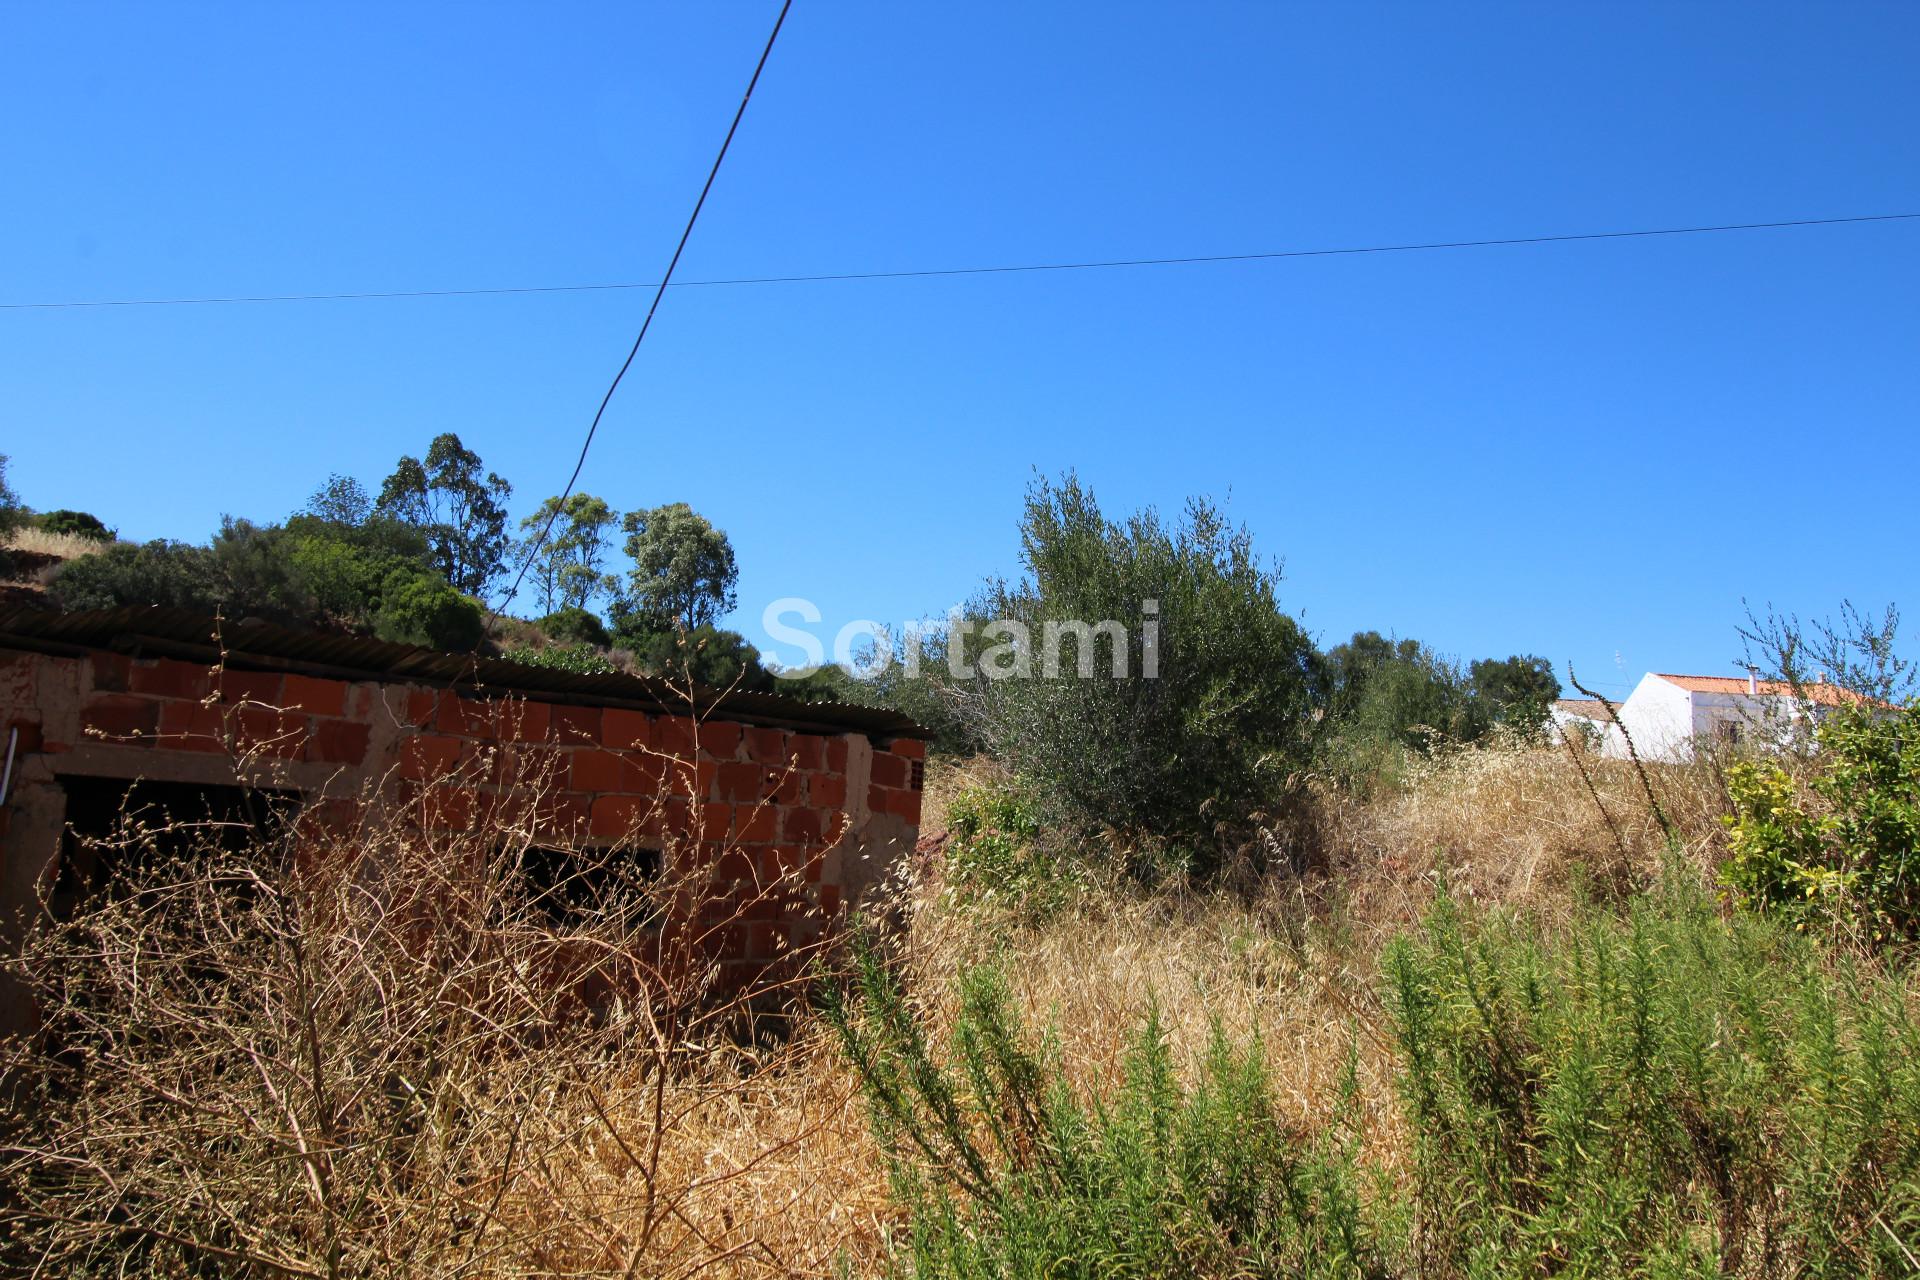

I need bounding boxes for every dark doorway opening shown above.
[514,842,662,927]
[50,776,301,917]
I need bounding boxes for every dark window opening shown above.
[512,843,662,927]
[51,776,302,917]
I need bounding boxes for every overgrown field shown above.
[5,740,1916,1278]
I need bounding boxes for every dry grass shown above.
[0,739,1740,1276]
[3,525,114,563]
[1316,738,1729,948]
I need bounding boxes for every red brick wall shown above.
[0,647,924,992]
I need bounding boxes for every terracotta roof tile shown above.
[1653,673,1866,707]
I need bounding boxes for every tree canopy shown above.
[618,502,738,632]
[376,433,512,596]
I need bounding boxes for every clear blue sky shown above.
[5,3,1917,696]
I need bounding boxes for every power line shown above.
[499,0,791,612]
[6,211,1918,312]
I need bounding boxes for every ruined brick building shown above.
[0,606,927,1030]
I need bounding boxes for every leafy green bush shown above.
[501,643,619,676]
[47,515,483,653]
[48,540,229,612]
[538,605,612,650]
[0,454,23,540]
[972,474,1321,874]
[1724,703,1920,942]
[373,570,484,652]
[1384,875,1920,1276]
[940,780,1072,914]
[827,950,1388,1280]
[613,614,768,691]
[34,509,113,541]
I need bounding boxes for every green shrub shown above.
[1724,703,1920,942]
[827,948,1388,1279]
[940,780,1073,915]
[48,540,227,612]
[538,605,612,650]
[839,876,1920,1278]
[34,509,113,541]
[1384,874,1920,1277]
[501,643,618,676]
[0,454,23,538]
[613,614,768,691]
[373,570,484,652]
[972,474,1321,874]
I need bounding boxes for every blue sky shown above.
[4,3,1917,697]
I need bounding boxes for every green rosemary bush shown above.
[827,945,1391,1279]
[1384,874,1920,1277]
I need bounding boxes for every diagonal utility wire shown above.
[5,212,1918,311]
[499,0,792,612]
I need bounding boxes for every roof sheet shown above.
[0,605,931,739]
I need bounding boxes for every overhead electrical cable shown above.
[498,0,791,612]
[4,212,1918,312]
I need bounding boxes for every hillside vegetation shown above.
[3,450,1917,1275]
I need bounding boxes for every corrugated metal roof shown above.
[0,605,931,739]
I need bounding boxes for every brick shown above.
[602,707,652,750]
[396,735,463,781]
[825,736,848,772]
[809,772,847,810]
[130,658,210,700]
[790,734,825,771]
[570,748,661,793]
[281,674,348,717]
[418,785,476,830]
[158,701,225,751]
[654,715,697,758]
[870,751,910,789]
[590,794,647,840]
[882,787,923,823]
[308,718,371,765]
[760,843,818,882]
[783,806,827,844]
[435,696,495,737]
[818,884,842,917]
[716,848,757,883]
[662,756,718,802]
[82,694,158,744]
[496,744,568,788]
[215,669,284,706]
[499,699,551,742]
[697,720,742,759]
[551,704,602,744]
[768,768,803,806]
[887,737,927,761]
[233,705,307,760]
[745,726,789,765]
[715,760,767,803]
[406,690,438,726]
[700,802,732,841]
[734,802,778,843]
[532,792,591,839]
[89,651,131,692]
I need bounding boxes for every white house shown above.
[1551,672,1863,763]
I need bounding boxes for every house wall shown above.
[0,645,924,1031]
[1608,673,1695,762]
